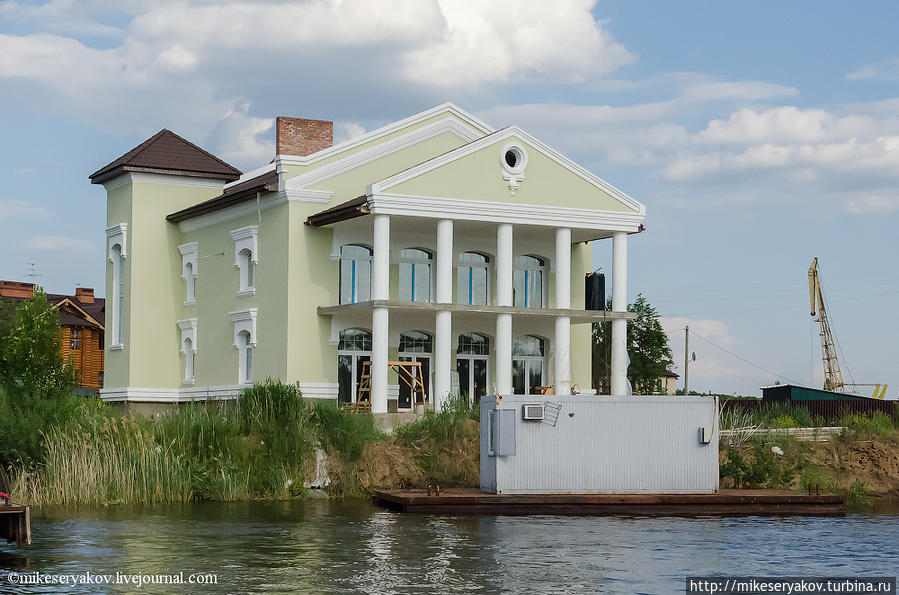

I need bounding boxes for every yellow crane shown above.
[808,258,887,398]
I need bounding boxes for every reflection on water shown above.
[1,500,897,593]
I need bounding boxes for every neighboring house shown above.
[661,370,679,396]
[0,280,105,391]
[90,103,645,412]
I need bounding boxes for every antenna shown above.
[24,262,42,282]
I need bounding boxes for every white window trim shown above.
[231,225,258,295]
[179,242,199,305]
[106,223,128,261]
[500,142,528,196]
[177,318,198,385]
[231,308,257,385]
[106,223,127,350]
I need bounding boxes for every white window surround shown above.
[106,223,128,261]
[501,142,527,196]
[106,223,127,350]
[230,226,258,295]
[231,308,257,385]
[179,242,199,305]
[177,318,198,385]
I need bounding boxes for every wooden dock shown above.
[0,504,32,547]
[374,489,845,516]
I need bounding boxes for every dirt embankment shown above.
[324,419,480,495]
[722,432,899,501]
[802,435,899,496]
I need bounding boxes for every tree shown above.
[0,288,75,396]
[0,289,79,466]
[592,294,674,395]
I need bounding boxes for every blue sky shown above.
[1,0,897,397]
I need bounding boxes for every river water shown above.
[2,500,897,593]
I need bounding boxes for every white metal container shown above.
[480,394,719,494]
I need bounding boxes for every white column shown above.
[495,223,513,395]
[371,214,390,413]
[611,230,628,396]
[554,227,571,395]
[434,219,453,410]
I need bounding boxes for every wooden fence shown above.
[722,398,896,422]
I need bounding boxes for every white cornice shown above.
[370,126,645,216]
[276,102,494,168]
[176,188,328,233]
[284,116,485,191]
[224,162,277,190]
[103,172,225,191]
[368,193,644,232]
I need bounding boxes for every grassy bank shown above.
[719,404,899,506]
[8,383,482,507]
[11,381,386,506]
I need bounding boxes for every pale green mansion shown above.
[90,103,644,412]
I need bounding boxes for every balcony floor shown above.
[318,300,636,324]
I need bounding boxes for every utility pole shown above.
[683,325,689,396]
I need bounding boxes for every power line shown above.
[688,329,805,386]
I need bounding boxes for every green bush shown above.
[312,400,384,461]
[839,411,895,438]
[846,480,870,508]
[394,394,479,445]
[799,464,837,494]
[719,439,795,489]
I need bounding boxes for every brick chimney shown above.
[75,287,95,304]
[0,280,35,299]
[276,117,333,156]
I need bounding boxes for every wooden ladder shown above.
[351,361,427,411]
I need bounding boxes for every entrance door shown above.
[512,335,546,395]
[398,331,433,409]
[337,328,372,404]
[457,333,490,403]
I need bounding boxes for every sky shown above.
[1,0,897,398]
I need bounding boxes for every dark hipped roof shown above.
[166,169,280,223]
[305,195,369,227]
[90,129,242,185]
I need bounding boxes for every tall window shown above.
[457,333,489,402]
[398,331,432,409]
[70,328,82,350]
[513,255,545,308]
[110,244,124,347]
[183,337,194,382]
[398,248,432,303]
[239,248,255,293]
[457,252,490,305]
[184,261,196,304]
[239,331,254,384]
[338,328,372,404]
[339,245,372,304]
[513,335,546,395]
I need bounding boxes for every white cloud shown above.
[846,190,899,214]
[0,200,51,219]
[334,122,367,145]
[27,235,94,254]
[847,57,899,82]
[661,317,784,396]
[206,103,274,170]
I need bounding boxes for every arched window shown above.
[398,330,432,409]
[513,255,545,308]
[238,330,254,384]
[110,244,124,347]
[184,261,196,304]
[398,248,432,303]
[183,337,194,382]
[239,248,255,293]
[457,333,489,402]
[337,328,372,404]
[457,252,490,305]
[339,245,372,304]
[512,335,545,395]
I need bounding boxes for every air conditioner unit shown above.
[522,403,544,421]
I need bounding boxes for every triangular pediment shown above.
[370,127,643,215]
